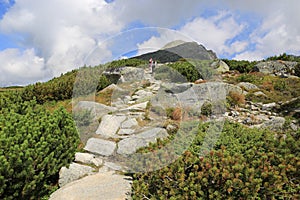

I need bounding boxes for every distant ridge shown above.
[133,41,217,63]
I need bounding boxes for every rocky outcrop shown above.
[253,60,299,77]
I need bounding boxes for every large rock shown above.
[103,66,144,83]
[58,163,95,187]
[96,115,126,137]
[84,138,116,156]
[50,171,132,200]
[254,60,298,76]
[161,82,193,94]
[117,128,169,155]
[211,60,230,73]
[74,101,117,120]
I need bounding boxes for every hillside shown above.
[1,43,300,199]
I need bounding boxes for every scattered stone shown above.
[254,60,298,76]
[262,102,276,111]
[254,91,267,97]
[261,117,286,131]
[84,138,116,156]
[237,82,259,91]
[117,128,168,155]
[96,115,126,137]
[251,104,259,111]
[166,124,177,132]
[50,172,132,200]
[58,163,95,187]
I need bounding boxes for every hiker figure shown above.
[153,60,157,73]
[149,58,153,74]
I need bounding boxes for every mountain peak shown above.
[134,40,217,63]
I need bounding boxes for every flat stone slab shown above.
[96,115,126,137]
[58,163,95,187]
[117,128,168,155]
[75,152,103,167]
[84,138,116,156]
[121,118,138,129]
[120,101,149,112]
[50,171,132,200]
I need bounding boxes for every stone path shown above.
[50,67,168,200]
[50,66,293,199]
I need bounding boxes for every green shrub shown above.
[131,121,300,199]
[222,59,257,73]
[0,96,79,199]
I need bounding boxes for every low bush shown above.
[131,121,300,199]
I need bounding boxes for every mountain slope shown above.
[133,41,217,63]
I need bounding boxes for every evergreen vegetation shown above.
[0,92,79,199]
[131,121,300,199]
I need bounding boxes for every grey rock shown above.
[84,138,116,156]
[254,91,267,97]
[211,60,230,73]
[161,82,193,94]
[50,171,132,200]
[103,66,144,83]
[96,115,126,137]
[120,101,149,112]
[254,60,298,76]
[104,162,123,171]
[237,82,259,91]
[117,128,169,155]
[262,102,277,111]
[166,124,177,132]
[75,152,103,167]
[58,163,95,187]
[261,117,286,131]
[121,118,138,129]
[74,101,117,121]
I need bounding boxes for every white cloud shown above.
[0,48,48,86]
[234,8,300,60]
[137,11,246,58]
[0,0,122,85]
[1,0,300,86]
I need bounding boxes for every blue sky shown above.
[0,0,300,86]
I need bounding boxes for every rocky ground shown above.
[50,64,299,200]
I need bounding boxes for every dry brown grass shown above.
[172,107,182,121]
[228,91,246,106]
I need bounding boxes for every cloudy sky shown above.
[0,0,299,86]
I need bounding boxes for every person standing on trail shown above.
[149,58,153,73]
